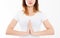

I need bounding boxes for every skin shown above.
[6,0,54,36]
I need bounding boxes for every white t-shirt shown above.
[13,11,48,38]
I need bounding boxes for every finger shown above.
[29,29,31,34]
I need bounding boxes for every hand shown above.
[28,20,39,36]
[28,20,35,35]
[27,20,32,34]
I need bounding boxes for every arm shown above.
[30,19,54,36]
[6,19,29,36]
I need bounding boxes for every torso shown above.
[17,11,42,32]
[14,10,47,38]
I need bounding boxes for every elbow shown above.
[6,30,12,35]
[51,30,55,35]
[6,31,11,35]
[6,32,9,35]
[48,29,55,35]
[50,31,54,35]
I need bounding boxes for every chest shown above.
[17,13,43,32]
[18,14,42,25]
[18,14,42,28]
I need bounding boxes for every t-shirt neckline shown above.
[22,11,40,17]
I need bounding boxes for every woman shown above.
[6,0,54,38]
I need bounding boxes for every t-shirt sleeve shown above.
[13,12,19,21]
[41,12,48,22]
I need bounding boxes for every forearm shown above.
[6,30,28,36]
[32,29,54,36]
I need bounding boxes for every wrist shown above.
[31,32,40,36]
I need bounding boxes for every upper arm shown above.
[6,19,17,32]
[6,11,21,34]
[41,12,54,30]
[6,12,19,31]
[42,19,54,30]
[7,19,17,30]
[42,19,54,34]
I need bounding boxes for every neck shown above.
[27,6,34,14]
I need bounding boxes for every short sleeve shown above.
[41,12,48,22]
[13,12,19,21]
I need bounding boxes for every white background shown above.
[0,0,60,38]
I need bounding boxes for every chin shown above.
[27,4,34,7]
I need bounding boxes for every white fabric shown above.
[13,11,48,38]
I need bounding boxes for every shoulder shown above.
[38,11,46,16]
[13,10,24,21]
[39,11,48,21]
[37,11,44,16]
[16,10,24,15]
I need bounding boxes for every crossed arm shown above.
[6,19,54,36]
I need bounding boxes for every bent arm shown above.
[31,19,55,36]
[6,19,29,36]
